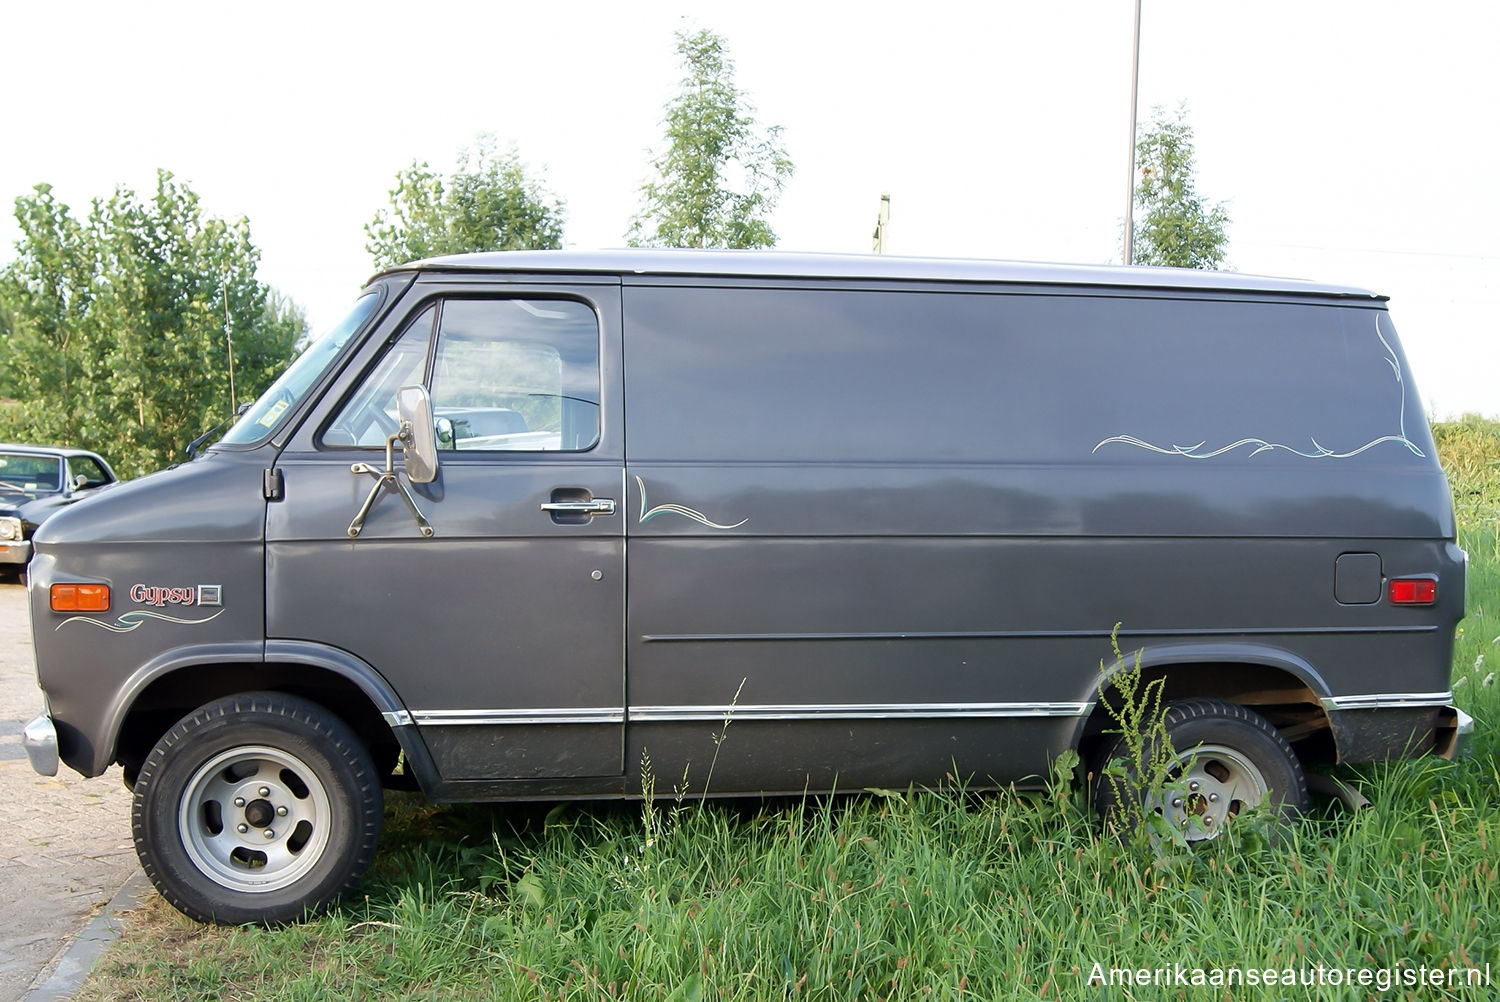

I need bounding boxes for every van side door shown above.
[265,280,625,784]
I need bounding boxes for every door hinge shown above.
[263,468,285,502]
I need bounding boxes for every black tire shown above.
[131,692,383,924]
[1092,698,1308,840]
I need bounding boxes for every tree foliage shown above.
[0,173,304,478]
[1133,105,1230,269]
[628,28,794,249]
[365,135,565,270]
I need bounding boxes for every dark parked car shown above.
[0,444,118,581]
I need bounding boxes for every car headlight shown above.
[0,517,19,541]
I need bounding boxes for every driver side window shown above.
[323,297,600,452]
[428,298,600,452]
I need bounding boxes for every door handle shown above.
[539,498,617,516]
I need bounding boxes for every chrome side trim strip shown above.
[1320,691,1454,712]
[412,708,625,726]
[629,701,1094,722]
[643,625,1437,643]
[381,710,415,727]
[404,702,1095,726]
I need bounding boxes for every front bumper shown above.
[0,539,31,565]
[23,710,58,777]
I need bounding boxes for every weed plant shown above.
[1090,625,1204,851]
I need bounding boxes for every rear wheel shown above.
[132,693,382,924]
[1093,698,1307,840]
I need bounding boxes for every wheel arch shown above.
[1071,641,1339,769]
[107,640,438,794]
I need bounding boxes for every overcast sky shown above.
[3,1,1496,417]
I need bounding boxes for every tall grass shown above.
[1434,414,1500,530]
[1438,415,1500,764]
[82,765,1500,1000]
[79,419,1500,1001]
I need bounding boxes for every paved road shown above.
[0,580,137,1002]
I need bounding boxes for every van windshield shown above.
[220,291,382,445]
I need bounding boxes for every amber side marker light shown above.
[51,584,111,613]
[1388,578,1437,606]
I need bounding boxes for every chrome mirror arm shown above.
[346,426,435,539]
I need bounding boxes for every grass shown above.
[78,418,1500,1001]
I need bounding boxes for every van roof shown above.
[379,249,1385,301]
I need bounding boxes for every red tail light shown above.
[1388,578,1436,606]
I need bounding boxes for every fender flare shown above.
[98,641,264,776]
[264,640,441,794]
[98,639,440,793]
[1066,640,1335,752]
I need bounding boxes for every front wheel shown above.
[1093,698,1308,841]
[132,693,383,924]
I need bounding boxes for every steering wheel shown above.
[326,404,400,448]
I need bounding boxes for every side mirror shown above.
[396,385,439,484]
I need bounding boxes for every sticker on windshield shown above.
[258,399,289,427]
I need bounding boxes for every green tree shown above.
[365,135,565,270]
[0,173,303,477]
[1133,105,1230,269]
[628,28,794,249]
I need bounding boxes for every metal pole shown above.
[872,193,891,254]
[1123,0,1142,265]
[222,278,237,412]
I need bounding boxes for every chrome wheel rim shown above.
[178,746,333,893]
[1155,743,1268,841]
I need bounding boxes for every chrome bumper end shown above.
[23,711,58,777]
[0,540,31,565]
[1435,706,1474,760]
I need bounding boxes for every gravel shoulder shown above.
[0,579,138,1002]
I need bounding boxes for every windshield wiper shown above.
[185,424,224,460]
[186,402,253,459]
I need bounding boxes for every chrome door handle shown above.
[539,499,617,516]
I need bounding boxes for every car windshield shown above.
[0,453,63,494]
[220,290,382,445]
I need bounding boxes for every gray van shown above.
[23,250,1468,923]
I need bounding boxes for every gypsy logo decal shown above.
[57,583,225,633]
[130,584,221,607]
